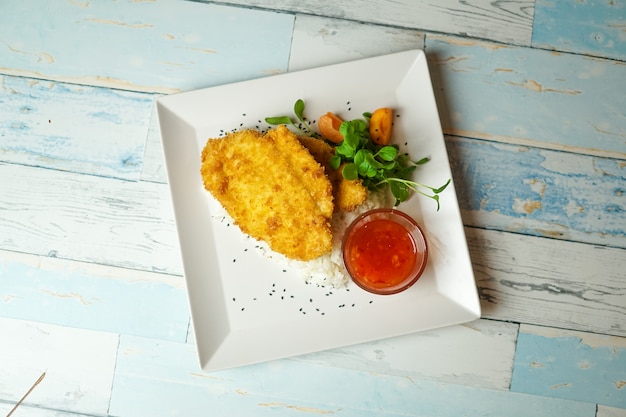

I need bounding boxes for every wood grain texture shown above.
[532,0,626,62]
[0,163,182,275]
[598,405,626,417]
[0,403,96,417]
[205,0,535,45]
[0,0,294,93]
[511,325,626,409]
[447,136,626,249]
[289,14,425,72]
[426,35,626,159]
[110,334,595,417]
[0,318,118,416]
[0,249,188,342]
[467,227,626,337]
[0,75,153,180]
[291,319,519,391]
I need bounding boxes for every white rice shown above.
[255,190,390,288]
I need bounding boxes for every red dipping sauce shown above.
[342,209,428,295]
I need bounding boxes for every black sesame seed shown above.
[241,307,245,311]
[369,300,373,304]
[232,297,236,302]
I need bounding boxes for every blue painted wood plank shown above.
[533,0,626,61]
[0,0,294,93]
[110,335,596,417]
[426,35,626,158]
[0,251,189,342]
[0,75,154,180]
[511,325,626,409]
[447,137,626,249]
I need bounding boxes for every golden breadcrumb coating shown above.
[200,126,334,261]
[298,136,367,212]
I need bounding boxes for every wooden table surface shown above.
[1,1,625,416]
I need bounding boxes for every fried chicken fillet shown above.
[298,136,367,212]
[200,126,334,261]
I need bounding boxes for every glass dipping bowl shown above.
[342,208,428,295]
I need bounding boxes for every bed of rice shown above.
[255,190,390,288]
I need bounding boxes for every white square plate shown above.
[157,50,480,372]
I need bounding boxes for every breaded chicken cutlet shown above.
[298,136,367,212]
[200,125,334,261]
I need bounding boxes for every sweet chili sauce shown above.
[343,209,428,294]
[348,218,417,287]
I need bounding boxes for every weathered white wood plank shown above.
[291,319,519,391]
[289,14,425,72]
[598,405,626,417]
[447,136,626,249]
[0,403,97,417]
[0,0,294,93]
[0,317,118,416]
[0,75,153,181]
[426,35,626,159]
[0,249,188,342]
[0,163,182,275]
[533,0,626,62]
[110,334,596,417]
[467,227,626,337]
[511,325,626,409]
[207,0,534,45]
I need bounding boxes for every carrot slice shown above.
[318,112,345,143]
[369,107,393,145]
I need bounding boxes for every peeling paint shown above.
[82,17,154,29]
[507,79,582,95]
[41,290,92,305]
[551,383,573,389]
[258,403,336,414]
[513,198,542,215]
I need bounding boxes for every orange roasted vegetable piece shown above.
[318,112,345,143]
[369,107,393,145]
